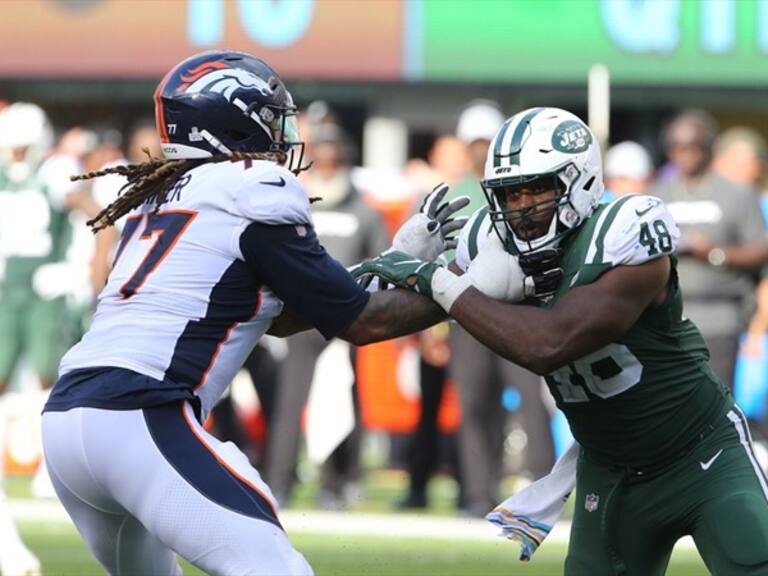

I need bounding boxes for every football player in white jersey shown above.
[41,51,469,576]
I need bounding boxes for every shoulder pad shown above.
[233,162,312,225]
[455,206,499,272]
[585,195,679,267]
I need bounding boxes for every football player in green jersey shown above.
[0,102,51,576]
[354,108,768,575]
[0,102,72,393]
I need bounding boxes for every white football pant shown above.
[42,402,312,576]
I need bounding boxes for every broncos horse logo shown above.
[177,63,273,101]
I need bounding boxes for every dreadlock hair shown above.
[75,150,287,233]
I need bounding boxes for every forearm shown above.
[341,288,446,346]
[448,288,574,375]
[266,307,313,337]
[447,260,663,374]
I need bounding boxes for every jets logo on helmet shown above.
[154,50,307,172]
[552,120,593,154]
[482,107,604,255]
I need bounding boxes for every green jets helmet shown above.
[482,107,604,254]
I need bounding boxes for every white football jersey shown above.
[58,160,325,415]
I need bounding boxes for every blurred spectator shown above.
[425,135,470,187]
[90,121,162,209]
[712,127,768,188]
[395,136,468,510]
[265,122,389,509]
[446,101,556,516]
[126,122,162,162]
[453,99,507,214]
[602,140,653,201]
[712,128,768,443]
[651,110,768,390]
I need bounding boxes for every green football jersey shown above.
[456,194,732,470]
[0,163,72,295]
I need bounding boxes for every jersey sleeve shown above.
[455,206,494,272]
[238,221,369,339]
[232,164,313,225]
[586,195,680,267]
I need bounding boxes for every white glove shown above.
[32,262,79,300]
[392,182,469,261]
[466,233,529,303]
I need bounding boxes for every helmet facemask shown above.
[272,105,310,175]
[483,162,586,255]
[243,89,310,175]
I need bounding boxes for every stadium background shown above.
[1,1,766,574]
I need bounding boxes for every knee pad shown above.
[703,493,768,568]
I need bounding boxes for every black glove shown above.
[518,248,563,299]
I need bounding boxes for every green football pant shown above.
[565,406,768,576]
[0,293,70,384]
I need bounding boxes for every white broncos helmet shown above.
[482,107,604,254]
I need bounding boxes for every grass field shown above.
[18,519,710,576]
[9,471,710,576]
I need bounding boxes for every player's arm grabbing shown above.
[258,181,465,344]
[355,195,679,374]
[267,287,445,344]
[451,255,669,374]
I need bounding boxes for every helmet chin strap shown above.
[200,130,232,155]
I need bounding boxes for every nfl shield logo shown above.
[585,493,600,512]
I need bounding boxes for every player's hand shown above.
[466,235,527,302]
[466,238,563,302]
[350,249,441,297]
[348,262,380,291]
[392,182,470,261]
[32,262,78,300]
[518,248,563,299]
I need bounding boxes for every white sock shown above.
[0,484,27,553]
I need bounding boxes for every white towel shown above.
[305,340,355,465]
[486,441,579,561]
